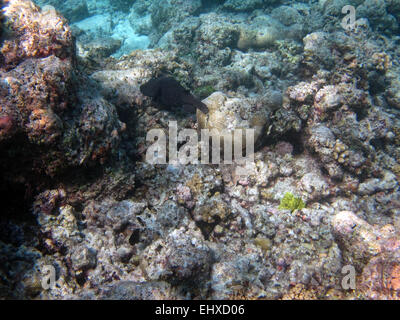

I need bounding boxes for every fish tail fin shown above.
[197,102,209,114]
[184,94,209,114]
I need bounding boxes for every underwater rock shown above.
[332,210,400,299]
[66,199,150,288]
[386,0,400,16]
[236,11,307,51]
[386,68,400,109]
[196,14,239,49]
[210,247,270,299]
[237,26,279,50]
[193,194,229,227]
[223,0,267,12]
[0,0,74,156]
[174,13,240,69]
[0,4,3,41]
[209,202,342,299]
[2,0,400,301]
[128,4,152,38]
[96,281,181,300]
[110,0,135,11]
[150,0,202,42]
[298,172,331,202]
[197,91,271,149]
[70,244,97,272]
[358,171,398,196]
[36,204,81,251]
[141,226,212,285]
[332,211,382,271]
[35,0,90,23]
[271,5,303,27]
[76,37,122,59]
[307,125,344,180]
[303,32,334,70]
[156,200,187,231]
[357,0,399,33]
[359,247,400,299]
[0,0,125,175]
[0,56,71,144]
[313,85,343,119]
[287,80,320,104]
[72,14,113,39]
[1,0,74,68]
[70,9,150,58]
[0,241,43,299]
[285,73,381,180]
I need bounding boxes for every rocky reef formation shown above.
[1,0,400,300]
[0,1,125,175]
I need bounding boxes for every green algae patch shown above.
[278,192,305,212]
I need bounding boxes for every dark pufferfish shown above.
[140,77,209,114]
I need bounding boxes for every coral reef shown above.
[0,0,124,177]
[1,0,400,301]
[197,91,272,149]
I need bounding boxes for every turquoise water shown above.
[30,0,400,68]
